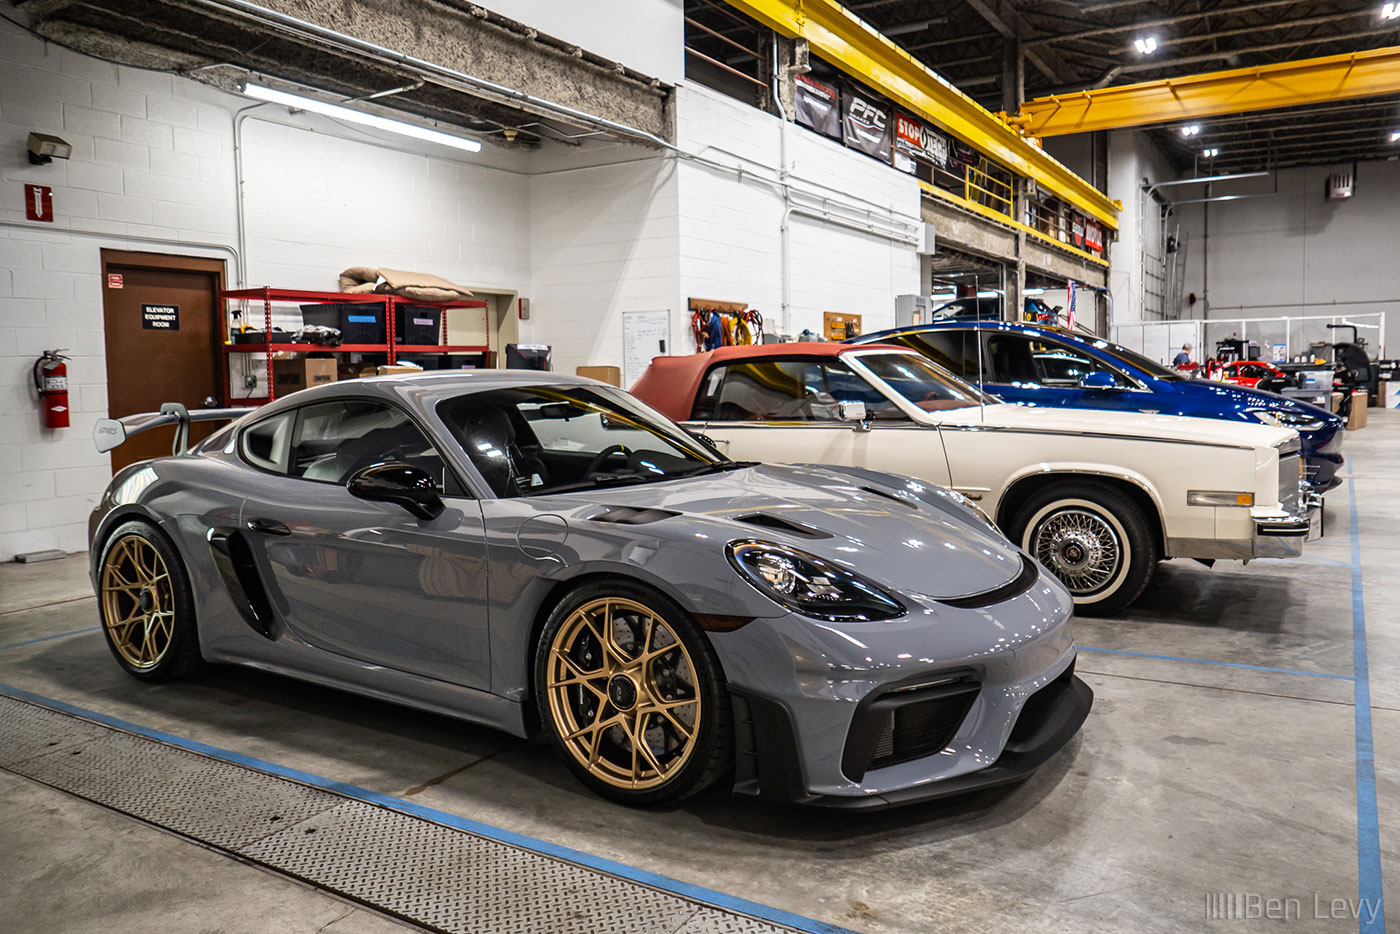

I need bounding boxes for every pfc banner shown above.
[893,113,951,173]
[794,73,841,140]
[842,89,892,163]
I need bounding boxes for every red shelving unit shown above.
[221,287,492,405]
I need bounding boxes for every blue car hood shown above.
[1160,377,1337,421]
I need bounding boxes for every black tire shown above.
[533,579,732,806]
[96,519,203,682]
[1009,482,1157,617]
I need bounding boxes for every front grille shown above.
[1278,452,1302,513]
[867,689,978,772]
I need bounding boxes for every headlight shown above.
[726,541,905,622]
[1251,410,1325,432]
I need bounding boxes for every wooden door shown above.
[100,250,224,473]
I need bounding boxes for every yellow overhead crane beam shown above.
[722,0,1120,229]
[1013,46,1400,138]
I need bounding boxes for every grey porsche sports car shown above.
[88,371,1091,808]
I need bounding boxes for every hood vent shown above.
[734,512,832,539]
[584,506,679,525]
[857,485,918,510]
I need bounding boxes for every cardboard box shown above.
[1349,392,1368,430]
[272,355,337,394]
[576,365,622,387]
[376,363,424,376]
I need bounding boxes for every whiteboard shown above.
[622,310,672,389]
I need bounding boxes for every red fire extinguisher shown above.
[33,349,70,429]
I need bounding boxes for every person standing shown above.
[1172,343,1193,367]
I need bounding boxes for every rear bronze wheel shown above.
[98,520,202,681]
[535,582,730,805]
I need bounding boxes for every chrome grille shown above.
[1279,451,1302,514]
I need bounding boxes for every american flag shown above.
[1066,280,1076,329]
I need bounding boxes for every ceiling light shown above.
[1181,124,1201,137]
[242,83,482,153]
[1383,3,1400,21]
[1134,36,1159,54]
[1392,130,1400,142]
[1202,147,1219,158]
[885,20,936,37]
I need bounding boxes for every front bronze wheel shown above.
[535,583,730,806]
[97,520,202,681]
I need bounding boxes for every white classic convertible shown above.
[632,343,1314,615]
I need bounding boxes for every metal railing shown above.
[964,164,1012,218]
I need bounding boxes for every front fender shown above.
[994,462,1169,537]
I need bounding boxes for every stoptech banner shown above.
[842,90,892,163]
[794,73,841,140]
[893,113,950,171]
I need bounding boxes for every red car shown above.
[1218,360,1286,389]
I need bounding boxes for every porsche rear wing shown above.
[94,403,254,455]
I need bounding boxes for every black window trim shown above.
[236,393,472,498]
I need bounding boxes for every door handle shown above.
[245,517,291,536]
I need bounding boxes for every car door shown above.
[687,356,953,488]
[236,398,492,690]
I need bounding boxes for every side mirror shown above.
[1078,371,1120,391]
[837,400,871,431]
[346,462,444,520]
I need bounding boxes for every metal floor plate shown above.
[0,694,807,934]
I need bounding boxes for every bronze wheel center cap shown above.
[137,588,154,613]
[607,674,638,711]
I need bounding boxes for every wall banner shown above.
[842,90,892,163]
[893,113,950,171]
[794,73,841,140]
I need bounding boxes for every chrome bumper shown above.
[1252,514,1309,558]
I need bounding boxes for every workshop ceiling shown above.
[856,0,1400,172]
[13,0,670,149]
[684,0,1400,172]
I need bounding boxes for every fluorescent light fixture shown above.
[1392,130,1400,142]
[1023,288,1045,295]
[243,83,482,153]
[977,290,1000,298]
[1383,2,1399,20]
[885,19,935,37]
[1134,36,1159,54]
[1202,147,1219,158]
[1181,124,1201,137]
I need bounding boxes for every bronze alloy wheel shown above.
[100,533,176,670]
[545,597,701,791]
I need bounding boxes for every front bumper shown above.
[731,662,1092,809]
[1252,513,1310,558]
[710,564,1085,806]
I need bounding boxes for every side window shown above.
[691,366,726,421]
[710,359,903,422]
[985,334,1039,383]
[289,400,446,488]
[239,411,294,474]
[1033,339,1122,387]
[888,331,977,379]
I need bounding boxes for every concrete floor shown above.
[2,411,1396,933]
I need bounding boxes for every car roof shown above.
[855,320,1081,342]
[630,341,907,422]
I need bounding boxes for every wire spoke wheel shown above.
[1031,507,1123,595]
[545,597,701,791]
[100,534,176,670]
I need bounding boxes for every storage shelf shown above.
[223,343,491,354]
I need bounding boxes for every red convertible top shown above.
[630,341,905,422]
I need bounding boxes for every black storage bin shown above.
[396,305,443,346]
[299,302,386,345]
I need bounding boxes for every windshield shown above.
[853,351,991,411]
[437,385,727,498]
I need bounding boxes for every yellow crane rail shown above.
[722,0,1119,228]
[1013,46,1400,138]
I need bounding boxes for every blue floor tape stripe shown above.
[0,626,100,652]
[1077,646,1353,681]
[0,681,856,934]
[1347,454,1386,933]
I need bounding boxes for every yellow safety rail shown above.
[965,164,1013,218]
[722,0,1119,229]
[1013,46,1400,137]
